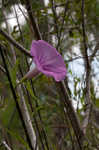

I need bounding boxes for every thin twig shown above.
[24,0,42,40]
[81,0,91,134]
[17,83,37,150]
[30,82,50,150]
[2,141,12,150]
[0,14,23,22]
[0,64,6,74]
[61,0,69,27]
[65,54,99,63]
[2,7,17,64]
[63,109,75,150]
[57,0,69,51]
[18,1,29,22]
[50,0,59,40]
[0,28,31,57]
[90,40,99,62]
[0,46,34,150]
[13,5,24,43]
[60,81,84,149]
[4,7,37,149]
[18,0,85,148]
[25,85,45,150]
[19,67,45,150]
[23,1,50,149]
[0,3,71,22]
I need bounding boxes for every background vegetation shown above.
[0,0,99,150]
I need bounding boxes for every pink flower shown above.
[23,40,66,82]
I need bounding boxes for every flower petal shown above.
[30,40,66,81]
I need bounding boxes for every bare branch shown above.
[0,28,31,57]
[17,3,29,22]
[65,54,99,63]
[50,0,59,38]
[0,64,6,74]
[0,3,71,22]
[1,9,37,149]
[13,5,24,43]
[17,83,37,149]
[81,0,91,134]
[24,0,42,40]
[60,0,69,35]
[2,141,12,150]
[19,1,85,147]
[58,81,84,149]
[57,0,69,51]
[0,45,35,150]
[2,7,17,63]
[81,0,89,62]
[90,40,99,62]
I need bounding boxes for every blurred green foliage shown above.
[0,0,99,149]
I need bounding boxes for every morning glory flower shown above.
[19,40,66,84]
